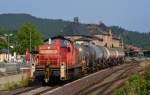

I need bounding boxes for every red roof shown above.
[127,45,141,51]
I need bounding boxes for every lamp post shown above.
[4,33,13,62]
[30,31,32,64]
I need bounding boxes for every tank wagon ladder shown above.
[81,56,87,74]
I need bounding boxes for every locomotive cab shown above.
[36,37,72,65]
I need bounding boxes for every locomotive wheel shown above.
[103,60,108,68]
[73,67,83,78]
[98,60,103,69]
[67,69,74,80]
[42,80,47,86]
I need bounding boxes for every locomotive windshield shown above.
[51,40,56,44]
[48,38,56,44]
[61,39,68,47]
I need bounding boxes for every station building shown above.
[86,22,123,48]
[61,17,123,49]
[0,48,8,62]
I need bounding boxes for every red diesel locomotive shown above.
[34,36,82,83]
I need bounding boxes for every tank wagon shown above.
[34,36,125,83]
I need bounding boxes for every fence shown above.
[0,62,31,77]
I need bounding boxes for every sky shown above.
[0,0,150,32]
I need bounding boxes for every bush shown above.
[3,82,16,90]
[113,65,150,95]
[1,78,32,90]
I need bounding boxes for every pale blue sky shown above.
[0,0,150,32]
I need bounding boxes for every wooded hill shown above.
[0,13,150,48]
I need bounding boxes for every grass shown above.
[0,78,32,90]
[113,64,150,95]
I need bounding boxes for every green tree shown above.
[144,45,150,50]
[0,36,7,48]
[0,27,7,48]
[16,23,43,54]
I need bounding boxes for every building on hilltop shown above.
[61,18,123,48]
[112,35,124,48]
[86,22,123,48]
[61,17,93,41]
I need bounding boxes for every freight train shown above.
[33,36,125,83]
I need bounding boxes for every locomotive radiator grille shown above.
[37,54,60,65]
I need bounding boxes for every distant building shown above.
[0,48,17,62]
[126,45,143,57]
[62,17,93,41]
[86,23,123,48]
[61,18,123,48]
[0,48,8,62]
[127,45,141,52]
[112,35,124,48]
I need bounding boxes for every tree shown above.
[16,23,43,54]
[144,45,150,50]
[0,36,7,48]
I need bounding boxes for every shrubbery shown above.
[113,65,150,95]
[0,78,32,90]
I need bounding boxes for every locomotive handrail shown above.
[37,60,58,63]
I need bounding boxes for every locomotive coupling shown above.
[60,62,67,80]
[44,65,51,83]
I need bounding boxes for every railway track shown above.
[75,61,141,95]
[4,80,71,95]
[19,86,58,95]
[0,60,143,95]
[41,60,142,95]
[78,63,143,95]
[0,84,60,95]
[0,86,37,95]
